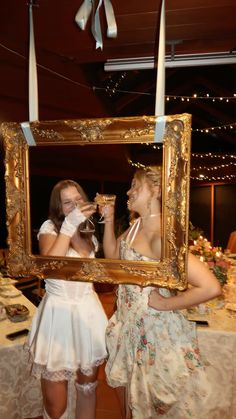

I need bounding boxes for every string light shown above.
[1,41,236,140]
[164,94,236,103]
[128,158,236,182]
[191,152,236,159]
[144,143,236,161]
[105,72,127,97]
[128,159,146,170]
[138,122,236,136]
[128,156,236,182]
[1,41,236,104]
[141,142,162,150]
[191,174,236,181]
[191,161,236,172]
[192,122,236,133]
[99,88,236,102]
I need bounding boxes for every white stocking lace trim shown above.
[75,380,98,396]
[30,358,105,382]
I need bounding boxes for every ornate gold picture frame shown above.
[1,113,191,290]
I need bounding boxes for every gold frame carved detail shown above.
[2,114,191,289]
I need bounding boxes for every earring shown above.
[147,197,152,215]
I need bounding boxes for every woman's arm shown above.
[102,205,121,259]
[39,205,92,256]
[148,252,222,311]
[39,233,71,256]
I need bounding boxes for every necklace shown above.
[141,213,161,219]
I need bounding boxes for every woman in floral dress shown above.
[101,166,221,419]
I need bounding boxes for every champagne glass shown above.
[94,194,116,224]
[77,202,97,234]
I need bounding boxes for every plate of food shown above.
[5,304,29,322]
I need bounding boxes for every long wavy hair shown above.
[48,180,94,249]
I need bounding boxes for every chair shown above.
[15,277,45,306]
[226,231,236,253]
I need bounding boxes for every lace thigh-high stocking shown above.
[75,381,98,419]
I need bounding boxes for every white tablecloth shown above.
[189,308,236,419]
[0,292,43,419]
[1,291,236,418]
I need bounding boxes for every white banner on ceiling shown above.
[155,0,165,116]
[29,3,38,121]
[75,0,117,50]
[154,0,166,142]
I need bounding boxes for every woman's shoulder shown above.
[38,219,57,236]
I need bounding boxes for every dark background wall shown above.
[189,183,236,249]
[214,184,236,248]
[189,186,211,242]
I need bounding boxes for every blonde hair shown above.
[129,166,162,223]
[134,165,162,190]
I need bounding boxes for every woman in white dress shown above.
[27,180,108,419]
[102,166,221,419]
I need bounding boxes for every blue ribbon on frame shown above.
[20,122,36,146]
[154,116,166,143]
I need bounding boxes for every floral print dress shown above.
[105,239,211,419]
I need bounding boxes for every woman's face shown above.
[60,186,84,216]
[127,176,152,213]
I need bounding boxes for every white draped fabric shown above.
[196,308,236,418]
[0,293,43,419]
[1,290,236,418]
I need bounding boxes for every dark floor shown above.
[91,289,122,418]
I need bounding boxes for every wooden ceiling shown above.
[0,0,236,158]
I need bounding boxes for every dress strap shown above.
[126,218,141,248]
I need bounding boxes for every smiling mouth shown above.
[127,196,135,207]
[129,195,136,202]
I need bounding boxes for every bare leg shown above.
[116,386,132,419]
[41,378,68,419]
[75,367,98,419]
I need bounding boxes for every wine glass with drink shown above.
[94,193,116,224]
[77,201,97,233]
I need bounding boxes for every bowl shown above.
[5,304,29,322]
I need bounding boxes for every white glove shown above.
[60,207,86,237]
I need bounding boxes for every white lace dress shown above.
[105,239,212,419]
[27,220,108,381]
